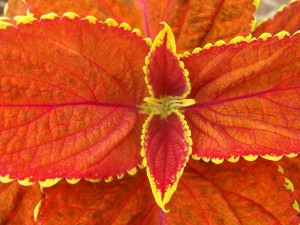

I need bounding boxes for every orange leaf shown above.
[252,0,300,37]
[36,160,299,224]
[0,181,43,224]
[182,32,300,161]
[0,16,149,182]
[6,0,257,51]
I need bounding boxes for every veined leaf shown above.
[182,32,300,161]
[141,112,192,212]
[36,160,299,224]
[253,0,300,36]
[6,0,257,52]
[0,182,43,224]
[0,16,149,182]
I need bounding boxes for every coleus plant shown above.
[0,0,300,224]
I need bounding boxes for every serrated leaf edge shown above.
[180,30,300,59]
[277,163,300,214]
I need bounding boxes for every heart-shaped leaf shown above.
[0,16,149,182]
[182,32,300,161]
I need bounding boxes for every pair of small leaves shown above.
[3,159,298,224]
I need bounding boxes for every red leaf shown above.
[0,16,149,182]
[144,23,189,98]
[6,0,257,52]
[141,112,192,211]
[182,33,300,161]
[0,181,43,224]
[252,0,300,37]
[36,160,299,224]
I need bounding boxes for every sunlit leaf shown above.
[36,160,299,224]
[182,33,300,161]
[6,0,257,52]
[0,182,43,225]
[253,0,300,36]
[0,16,149,182]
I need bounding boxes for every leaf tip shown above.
[152,22,176,53]
[253,0,260,9]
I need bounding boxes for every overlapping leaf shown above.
[0,16,149,182]
[182,33,300,161]
[0,181,43,224]
[278,156,300,205]
[253,0,300,37]
[6,0,257,52]
[36,160,299,224]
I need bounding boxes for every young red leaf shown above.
[141,23,193,211]
[144,23,190,98]
[36,160,299,224]
[6,0,257,52]
[0,181,43,224]
[182,32,300,161]
[253,0,300,37]
[0,16,149,182]
[141,112,192,212]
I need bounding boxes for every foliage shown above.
[0,0,300,224]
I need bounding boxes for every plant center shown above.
[141,97,196,117]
